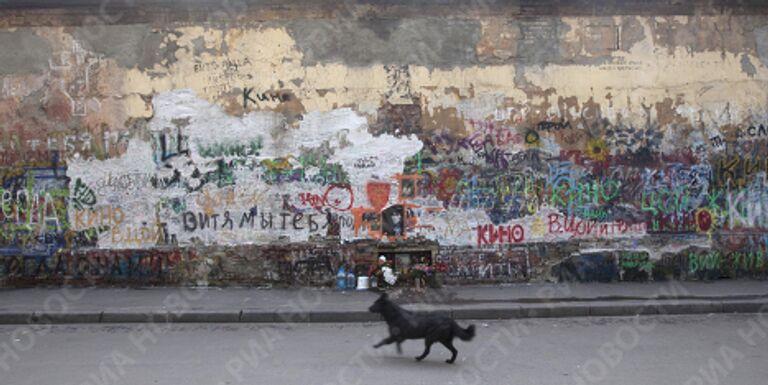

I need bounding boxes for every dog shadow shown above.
[379,354,462,368]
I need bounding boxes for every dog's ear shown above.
[379,292,388,299]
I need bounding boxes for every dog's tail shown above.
[454,323,476,341]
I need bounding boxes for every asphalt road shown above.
[2,314,767,385]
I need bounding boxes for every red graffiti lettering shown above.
[477,224,525,246]
[549,214,562,233]
[298,192,324,210]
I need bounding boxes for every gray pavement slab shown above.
[1,314,767,385]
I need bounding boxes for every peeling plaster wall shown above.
[3,5,768,286]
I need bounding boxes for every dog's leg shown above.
[415,339,434,361]
[373,336,398,349]
[396,341,403,354]
[441,340,458,364]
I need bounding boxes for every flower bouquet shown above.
[409,264,436,289]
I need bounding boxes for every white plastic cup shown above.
[356,276,370,290]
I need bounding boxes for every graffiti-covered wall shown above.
[2,1,768,285]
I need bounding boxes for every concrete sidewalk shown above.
[0,281,766,324]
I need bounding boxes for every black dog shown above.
[368,292,475,363]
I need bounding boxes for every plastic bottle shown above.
[336,266,346,290]
[346,267,356,290]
